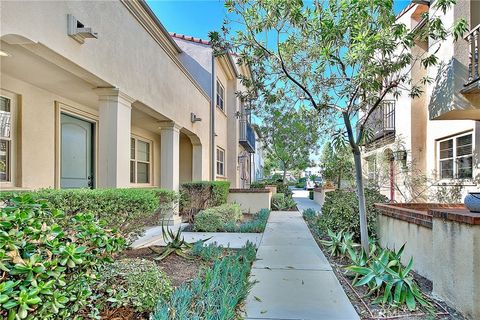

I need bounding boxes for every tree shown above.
[211,0,467,253]
[320,141,354,189]
[260,105,320,183]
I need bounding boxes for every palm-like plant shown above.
[320,229,343,257]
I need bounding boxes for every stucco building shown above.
[0,0,255,192]
[361,1,480,202]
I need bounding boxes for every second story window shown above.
[216,80,225,112]
[438,133,473,180]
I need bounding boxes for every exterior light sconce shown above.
[67,14,98,44]
[191,112,202,123]
[235,111,241,119]
[393,150,408,169]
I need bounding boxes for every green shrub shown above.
[180,181,230,222]
[303,208,317,221]
[193,210,224,232]
[318,188,388,241]
[271,193,297,211]
[151,243,256,320]
[0,188,178,240]
[237,209,270,233]
[0,195,126,320]
[309,190,314,200]
[250,182,266,189]
[98,258,173,312]
[213,203,242,223]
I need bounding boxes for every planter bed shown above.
[187,209,270,233]
[303,217,466,320]
[102,243,256,320]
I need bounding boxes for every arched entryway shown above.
[179,129,203,184]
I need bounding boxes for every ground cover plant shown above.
[0,188,178,240]
[151,242,257,320]
[193,208,270,233]
[0,195,126,320]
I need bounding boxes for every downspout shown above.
[210,53,216,181]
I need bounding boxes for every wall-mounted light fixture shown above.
[191,112,202,123]
[68,14,98,44]
[393,150,408,169]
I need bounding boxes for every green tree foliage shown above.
[211,0,467,252]
[320,141,354,189]
[260,106,320,183]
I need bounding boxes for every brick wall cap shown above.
[229,188,270,193]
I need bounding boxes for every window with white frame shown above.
[216,147,225,176]
[0,96,13,183]
[130,137,151,184]
[216,80,225,111]
[438,133,473,180]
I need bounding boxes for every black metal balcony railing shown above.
[362,100,395,144]
[465,24,480,87]
[239,120,256,153]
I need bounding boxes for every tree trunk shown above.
[342,112,369,254]
[282,167,287,184]
[337,168,342,189]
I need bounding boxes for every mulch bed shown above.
[305,220,467,320]
[101,246,207,320]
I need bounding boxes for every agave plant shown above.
[339,232,360,258]
[320,229,343,257]
[152,222,211,260]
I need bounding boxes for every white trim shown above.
[436,131,474,181]
[130,135,153,185]
[0,92,16,188]
[216,146,225,177]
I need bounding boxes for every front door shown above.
[60,113,93,188]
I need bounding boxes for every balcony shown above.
[239,120,256,153]
[362,100,395,146]
[463,24,480,93]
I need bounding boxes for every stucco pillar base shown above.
[95,88,134,188]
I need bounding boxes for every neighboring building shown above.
[302,167,322,179]
[0,1,252,192]
[252,124,265,182]
[361,1,479,203]
[171,33,256,188]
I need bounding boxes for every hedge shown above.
[180,181,230,222]
[318,188,388,241]
[193,203,242,232]
[0,188,178,239]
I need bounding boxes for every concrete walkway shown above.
[244,211,359,320]
[292,189,322,213]
[132,224,262,249]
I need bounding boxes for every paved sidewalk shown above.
[132,225,262,249]
[244,211,359,320]
[292,189,322,213]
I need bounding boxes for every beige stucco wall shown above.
[432,217,480,320]
[179,134,193,184]
[228,191,271,214]
[377,214,433,280]
[1,0,213,189]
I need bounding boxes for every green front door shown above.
[60,113,93,189]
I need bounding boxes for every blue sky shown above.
[147,0,412,40]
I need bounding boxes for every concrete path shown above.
[132,224,262,249]
[292,189,322,213]
[244,211,359,320]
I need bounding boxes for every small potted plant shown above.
[464,191,480,213]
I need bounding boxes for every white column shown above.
[160,122,181,190]
[95,88,134,188]
[192,143,203,181]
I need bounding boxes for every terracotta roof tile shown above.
[170,32,211,45]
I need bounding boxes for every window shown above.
[0,96,12,183]
[216,147,225,176]
[130,137,151,184]
[216,80,225,111]
[438,133,473,180]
